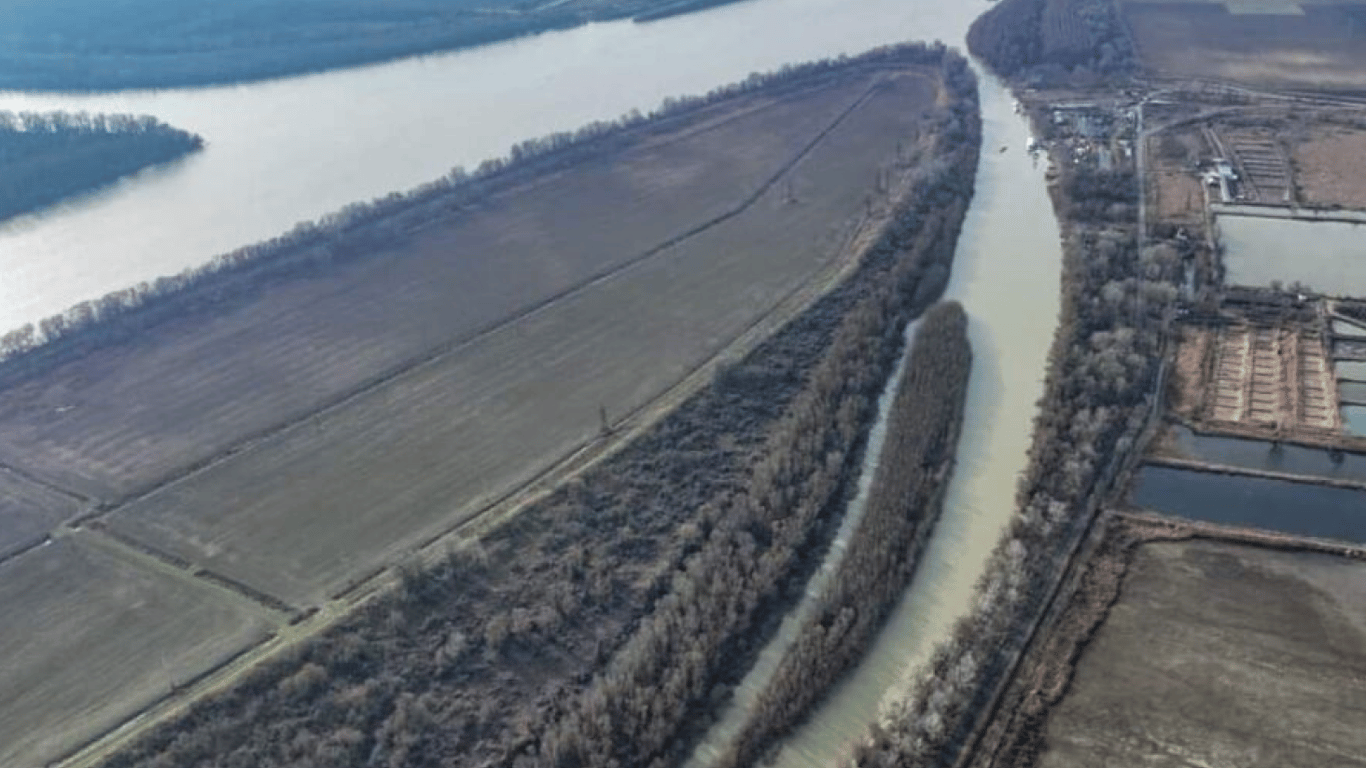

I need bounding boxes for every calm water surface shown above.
[1345,405,1366,437]
[0,0,976,334]
[1219,214,1366,297]
[1338,361,1366,380]
[1133,465,1366,544]
[0,0,1061,763]
[1166,425,1366,484]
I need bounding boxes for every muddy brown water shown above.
[0,0,1061,763]
[740,68,1061,767]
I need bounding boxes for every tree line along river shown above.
[0,0,1062,762]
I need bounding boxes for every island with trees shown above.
[0,111,203,222]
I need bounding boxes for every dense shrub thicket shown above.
[719,300,971,768]
[965,0,1136,85]
[841,135,1178,768]
[94,45,980,768]
[0,110,202,222]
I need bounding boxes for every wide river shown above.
[0,0,1061,764]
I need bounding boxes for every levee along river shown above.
[0,0,1061,764]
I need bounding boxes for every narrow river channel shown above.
[0,0,1062,763]
[688,66,1062,767]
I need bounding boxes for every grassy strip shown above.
[93,49,978,768]
[717,300,971,768]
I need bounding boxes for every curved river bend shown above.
[0,0,1062,764]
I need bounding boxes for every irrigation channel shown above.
[0,0,1062,763]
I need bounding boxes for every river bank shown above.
[0,2,1079,767]
[0,47,983,768]
[0,0,979,335]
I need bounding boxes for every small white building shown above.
[1202,159,1238,202]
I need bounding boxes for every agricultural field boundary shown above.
[50,60,952,768]
[8,74,901,512]
[0,459,91,506]
[71,73,900,608]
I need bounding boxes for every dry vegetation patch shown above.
[1292,126,1366,209]
[719,301,972,768]
[67,46,978,768]
[104,70,939,609]
[1166,323,1212,419]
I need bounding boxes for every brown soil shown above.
[0,72,886,502]
[1166,323,1212,419]
[1189,321,1341,436]
[1148,126,1210,224]
[100,70,938,610]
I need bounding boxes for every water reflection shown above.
[1165,425,1366,484]
[1132,465,1366,544]
[1337,361,1366,381]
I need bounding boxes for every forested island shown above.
[965,0,1135,85]
[0,111,203,222]
[0,0,751,91]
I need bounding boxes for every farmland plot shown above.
[0,468,82,559]
[1040,539,1366,768]
[0,75,871,502]
[107,71,937,608]
[1121,1,1366,91]
[0,533,272,768]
